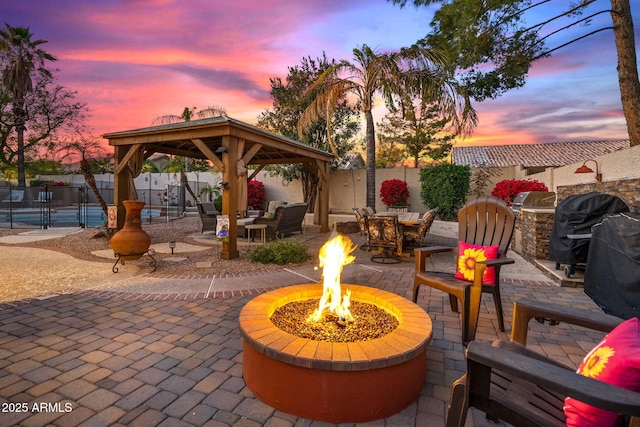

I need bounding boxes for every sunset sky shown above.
[3,0,638,149]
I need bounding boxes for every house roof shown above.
[102,116,334,166]
[452,140,630,168]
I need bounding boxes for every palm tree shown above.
[299,44,476,208]
[0,24,56,187]
[152,105,227,206]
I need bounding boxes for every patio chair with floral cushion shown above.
[413,196,516,345]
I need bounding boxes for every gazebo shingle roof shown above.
[452,140,630,168]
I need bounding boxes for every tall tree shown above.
[299,44,475,209]
[378,101,456,167]
[0,24,56,186]
[390,0,640,147]
[258,54,359,212]
[0,68,86,181]
[374,129,407,168]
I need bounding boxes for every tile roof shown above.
[452,140,630,168]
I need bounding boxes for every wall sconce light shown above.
[574,159,602,182]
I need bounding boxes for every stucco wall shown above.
[36,145,640,215]
[515,145,640,212]
[516,144,640,193]
[253,167,427,214]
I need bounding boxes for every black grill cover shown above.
[584,213,640,319]
[549,192,629,265]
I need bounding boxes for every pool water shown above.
[1,206,162,228]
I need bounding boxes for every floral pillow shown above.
[564,317,640,427]
[454,242,499,285]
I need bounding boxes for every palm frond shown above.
[195,105,227,118]
[152,114,182,125]
[298,79,353,158]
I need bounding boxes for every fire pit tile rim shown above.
[240,284,432,372]
[267,333,299,352]
[254,329,289,349]
[331,342,351,365]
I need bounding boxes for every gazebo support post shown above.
[221,135,240,260]
[113,145,132,229]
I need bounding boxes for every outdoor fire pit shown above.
[238,235,432,423]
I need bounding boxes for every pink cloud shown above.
[2,0,635,149]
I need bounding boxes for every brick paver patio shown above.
[0,231,606,427]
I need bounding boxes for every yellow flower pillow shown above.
[564,317,640,426]
[454,242,499,285]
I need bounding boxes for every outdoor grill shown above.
[584,213,640,319]
[549,192,629,277]
[511,191,556,216]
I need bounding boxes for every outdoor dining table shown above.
[375,211,421,226]
[373,211,422,253]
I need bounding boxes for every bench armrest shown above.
[511,298,623,345]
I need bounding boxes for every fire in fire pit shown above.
[307,234,356,323]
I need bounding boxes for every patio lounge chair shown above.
[446,298,640,427]
[251,203,307,240]
[197,202,218,233]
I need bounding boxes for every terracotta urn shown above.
[110,200,151,260]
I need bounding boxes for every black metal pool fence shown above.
[0,182,185,229]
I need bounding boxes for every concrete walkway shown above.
[0,224,605,426]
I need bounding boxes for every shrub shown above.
[247,180,266,210]
[29,179,47,188]
[213,194,222,212]
[247,238,310,265]
[491,179,548,204]
[199,184,220,202]
[420,164,470,221]
[380,179,410,207]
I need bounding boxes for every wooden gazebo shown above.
[102,116,333,260]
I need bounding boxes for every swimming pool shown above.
[0,206,162,228]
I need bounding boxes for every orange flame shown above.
[307,234,357,323]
